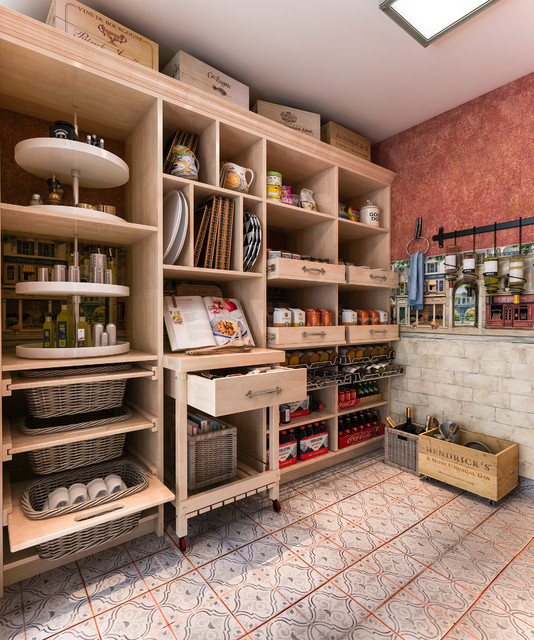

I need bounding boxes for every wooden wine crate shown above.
[418,429,518,502]
[321,122,371,161]
[46,0,159,69]
[162,51,249,110]
[253,101,320,139]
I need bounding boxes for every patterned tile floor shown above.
[2,449,534,639]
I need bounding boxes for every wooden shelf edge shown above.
[8,407,155,454]
[163,348,285,373]
[337,400,388,417]
[6,464,174,552]
[163,265,263,282]
[1,350,158,372]
[281,409,336,430]
[280,437,384,483]
[3,470,12,526]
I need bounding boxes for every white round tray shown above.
[33,204,124,222]
[14,138,129,188]
[16,282,130,297]
[16,341,130,359]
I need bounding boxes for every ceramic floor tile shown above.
[205,504,245,528]
[521,540,534,562]
[473,519,532,553]
[356,513,411,541]
[294,582,370,640]
[77,545,132,580]
[503,494,534,520]
[296,538,359,579]
[345,615,402,639]
[502,556,534,589]
[151,570,217,624]
[95,592,170,640]
[84,563,147,615]
[249,605,326,640]
[451,533,515,567]
[263,555,327,602]
[363,544,426,587]
[327,496,377,523]
[489,508,534,536]
[399,491,447,513]
[222,574,291,632]
[197,551,258,596]
[135,546,194,589]
[45,618,101,640]
[418,480,463,501]
[237,535,295,572]
[364,462,401,480]
[351,488,396,509]
[456,598,534,640]
[433,504,490,531]
[211,515,269,548]
[321,475,368,495]
[481,573,534,626]
[0,584,22,617]
[404,569,478,623]
[394,471,425,488]
[247,506,298,533]
[329,524,384,560]
[18,564,81,607]
[332,561,400,611]
[301,510,352,537]
[123,532,171,561]
[236,493,275,514]
[297,484,353,507]
[181,530,236,567]
[443,625,481,639]
[280,495,323,519]
[391,519,465,565]
[377,501,427,527]
[169,596,246,640]
[375,479,417,499]
[272,521,328,554]
[1,607,26,640]
[449,494,499,516]
[374,590,453,640]
[343,467,386,486]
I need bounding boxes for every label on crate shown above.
[338,424,385,449]
[279,440,298,468]
[299,432,328,460]
[338,398,360,410]
[288,397,310,419]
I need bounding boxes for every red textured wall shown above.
[372,72,534,262]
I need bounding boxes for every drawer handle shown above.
[369,273,387,281]
[246,386,282,398]
[302,266,326,275]
[303,331,326,337]
[371,329,387,334]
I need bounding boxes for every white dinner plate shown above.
[164,190,189,265]
[163,190,182,260]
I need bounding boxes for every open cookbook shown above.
[163,295,255,351]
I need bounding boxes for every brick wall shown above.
[391,334,534,479]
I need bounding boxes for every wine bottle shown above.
[385,416,397,429]
[405,407,416,434]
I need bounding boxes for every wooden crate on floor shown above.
[418,429,518,502]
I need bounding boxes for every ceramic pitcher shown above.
[170,145,200,180]
[220,162,254,193]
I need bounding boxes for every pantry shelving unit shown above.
[0,6,398,584]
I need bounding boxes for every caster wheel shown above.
[178,537,187,552]
[272,500,281,513]
[488,500,494,506]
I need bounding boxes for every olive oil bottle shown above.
[56,300,72,348]
[42,313,55,348]
[76,313,92,347]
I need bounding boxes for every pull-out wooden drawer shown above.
[267,325,346,348]
[187,367,307,416]
[346,266,399,288]
[345,325,399,344]
[267,258,345,287]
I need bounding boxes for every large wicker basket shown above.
[384,426,420,475]
[187,427,237,490]
[28,433,126,475]
[21,459,148,519]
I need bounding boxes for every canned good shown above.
[369,310,380,325]
[304,309,320,327]
[266,171,282,201]
[319,309,333,326]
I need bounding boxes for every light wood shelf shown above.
[280,409,336,430]
[0,203,157,245]
[1,351,157,373]
[163,265,263,282]
[267,201,335,231]
[337,399,388,417]
[338,218,389,242]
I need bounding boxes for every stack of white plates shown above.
[243,211,261,271]
[163,190,189,265]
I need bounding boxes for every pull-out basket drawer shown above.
[187,366,307,416]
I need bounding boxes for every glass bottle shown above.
[42,313,55,348]
[76,313,92,347]
[56,300,72,348]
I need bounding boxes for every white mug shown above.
[220,162,254,193]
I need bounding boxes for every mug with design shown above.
[170,145,200,180]
[220,162,254,193]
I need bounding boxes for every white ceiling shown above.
[2,0,534,142]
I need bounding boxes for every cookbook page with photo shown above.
[202,297,255,345]
[163,296,216,351]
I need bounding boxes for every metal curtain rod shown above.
[433,216,534,248]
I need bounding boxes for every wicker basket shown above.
[20,363,132,378]
[36,513,141,560]
[384,426,420,475]
[24,377,128,419]
[16,405,131,436]
[187,427,237,490]
[21,459,148,519]
[28,433,126,475]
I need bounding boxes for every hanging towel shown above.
[408,252,424,310]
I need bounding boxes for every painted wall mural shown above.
[372,72,534,262]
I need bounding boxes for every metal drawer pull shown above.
[302,266,326,275]
[369,273,387,281]
[303,331,326,337]
[371,329,387,334]
[246,387,282,398]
